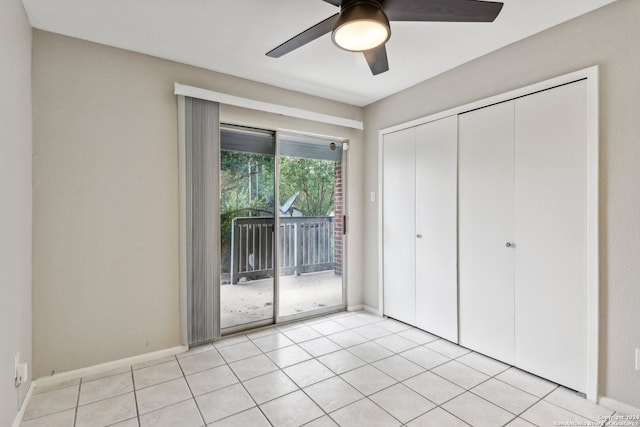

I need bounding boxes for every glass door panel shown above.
[219,126,276,331]
[277,134,346,319]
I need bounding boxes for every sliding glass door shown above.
[219,126,276,331]
[277,134,346,321]
[219,126,346,333]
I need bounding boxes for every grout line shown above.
[72,378,82,427]
[129,365,141,426]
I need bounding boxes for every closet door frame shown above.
[377,66,599,401]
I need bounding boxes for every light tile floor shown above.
[22,311,627,427]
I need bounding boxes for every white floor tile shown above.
[329,398,401,427]
[304,376,364,412]
[400,346,450,370]
[521,400,592,426]
[424,339,471,359]
[351,324,393,340]
[245,327,278,340]
[370,383,435,423]
[213,334,249,349]
[75,392,137,427]
[351,312,384,324]
[139,399,203,427]
[373,355,425,381]
[195,383,255,424]
[282,326,322,343]
[406,407,470,427]
[318,349,367,374]
[309,320,347,335]
[299,337,342,357]
[505,417,537,427]
[108,418,139,427]
[340,365,396,395]
[456,351,510,376]
[496,368,558,398]
[266,345,312,368]
[207,407,270,427]
[327,330,369,348]
[304,415,339,427]
[251,332,294,352]
[404,371,465,405]
[472,378,539,415]
[374,334,419,353]
[283,358,335,388]
[132,356,176,370]
[23,385,79,421]
[347,341,393,363]
[217,341,262,363]
[228,354,278,381]
[431,360,490,390]
[20,409,75,427]
[32,378,81,395]
[377,319,413,333]
[243,370,298,404]
[177,348,225,375]
[136,377,191,415]
[544,387,614,421]
[333,315,370,329]
[186,364,238,396]
[398,328,439,345]
[79,372,133,406]
[442,392,515,427]
[133,360,183,389]
[260,390,325,427]
[82,366,131,383]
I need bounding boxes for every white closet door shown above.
[415,116,458,342]
[458,101,516,363]
[514,80,588,392]
[383,127,416,325]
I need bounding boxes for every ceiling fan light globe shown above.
[333,20,389,51]
[331,1,390,52]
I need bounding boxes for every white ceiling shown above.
[22,0,617,106]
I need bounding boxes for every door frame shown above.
[377,66,599,401]
[180,121,350,337]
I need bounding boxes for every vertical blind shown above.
[185,97,219,345]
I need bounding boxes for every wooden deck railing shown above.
[230,216,335,284]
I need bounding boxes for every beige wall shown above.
[363,0,640,408]
[0,0,33,423]
[32,31,364,378]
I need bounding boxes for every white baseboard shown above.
[361,305,382,316]
[12,382,34,427]
[347,304,382,316]
[599,396,640,415]
[31,345,188,389]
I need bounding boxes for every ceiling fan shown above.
[266,0,504,75]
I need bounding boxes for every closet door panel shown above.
[415,116,458,342]
[458,101,515,363]
[514,80,588,392]
[383,128,416,325]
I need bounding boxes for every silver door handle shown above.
[416,234,422,238]
[506,242,514,248]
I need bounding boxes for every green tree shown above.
[279,157,335,216]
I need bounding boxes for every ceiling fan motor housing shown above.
[331,0,391,52]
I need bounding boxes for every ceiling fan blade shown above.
[266,13,340,58]
[363,45,389,75]
[385,0,504,22]
[322,0,342,6]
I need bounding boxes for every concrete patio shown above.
[220,270,343,329]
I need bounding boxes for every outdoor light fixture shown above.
[331,1,391,52]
